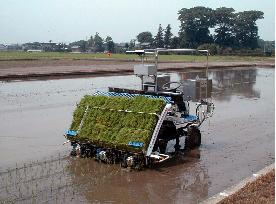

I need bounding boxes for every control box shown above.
[182,79,212,101]
[142,74,170,91]
[134,64,157,76]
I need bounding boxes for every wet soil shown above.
[0,67,274,203]
[0,59,274,80]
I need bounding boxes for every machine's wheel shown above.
[120,162,127,168]
[120,154,128,168]
[134,163,143,171]
[194,128,201,147]
[154,121,177,153]
[70,150,77,156]
[70,142,79,156]
[186,126,201,149]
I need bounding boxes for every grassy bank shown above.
[0,51,274,62]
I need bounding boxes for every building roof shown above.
[71,45,80,49]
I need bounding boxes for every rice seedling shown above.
[69,95,166,151]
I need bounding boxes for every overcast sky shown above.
[1,0,275,44]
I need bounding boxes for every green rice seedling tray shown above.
[69,95,166,152]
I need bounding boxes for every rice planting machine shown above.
[64,48,214,170]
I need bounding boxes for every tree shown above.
[214,7,235,47]
[56,43,66,52]
[94,32,104,52]
[178,7,215,48]
[129,39,136,49]
[233,11,264,48]
[170,36,180,49]
[69,40,88,52]
[153,24,164,48]
[137,31,153,44]
[105,36,115,52]
[87,36,94,48]
[197,43,218,55]
[164,24,173,48]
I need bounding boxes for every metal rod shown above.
[146,104,172,156]
[206,51,209,99]
[154,50,158,92]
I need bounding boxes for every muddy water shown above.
[0,67,274,203]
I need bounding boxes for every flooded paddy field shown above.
[0,67,274,203]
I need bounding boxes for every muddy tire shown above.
[120,155,128,168]
[193,126,201,147]
[70,150,77,156]
[186,126,201,149]
[134,164,142,171]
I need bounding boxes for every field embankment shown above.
[0,52,274,80]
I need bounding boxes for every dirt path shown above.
[0,59,274,80]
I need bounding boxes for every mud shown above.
[0,59,274,80]
[0,67,274,203]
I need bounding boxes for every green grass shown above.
[69,95,166,152]
[0,51,273,62]
[0,51,138,61]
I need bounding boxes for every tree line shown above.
[69,32,115,53]
[179,7,264,49]
[69,6,271,55]
[69,32,133,53]
[137,7,264,53]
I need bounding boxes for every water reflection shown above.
[177,68,260,101]
[67,150,208,204]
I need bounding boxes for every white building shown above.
[0,44,7,51]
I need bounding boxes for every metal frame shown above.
[146,104,172,156]
[154,48,209,95]
[127,48,209,94]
